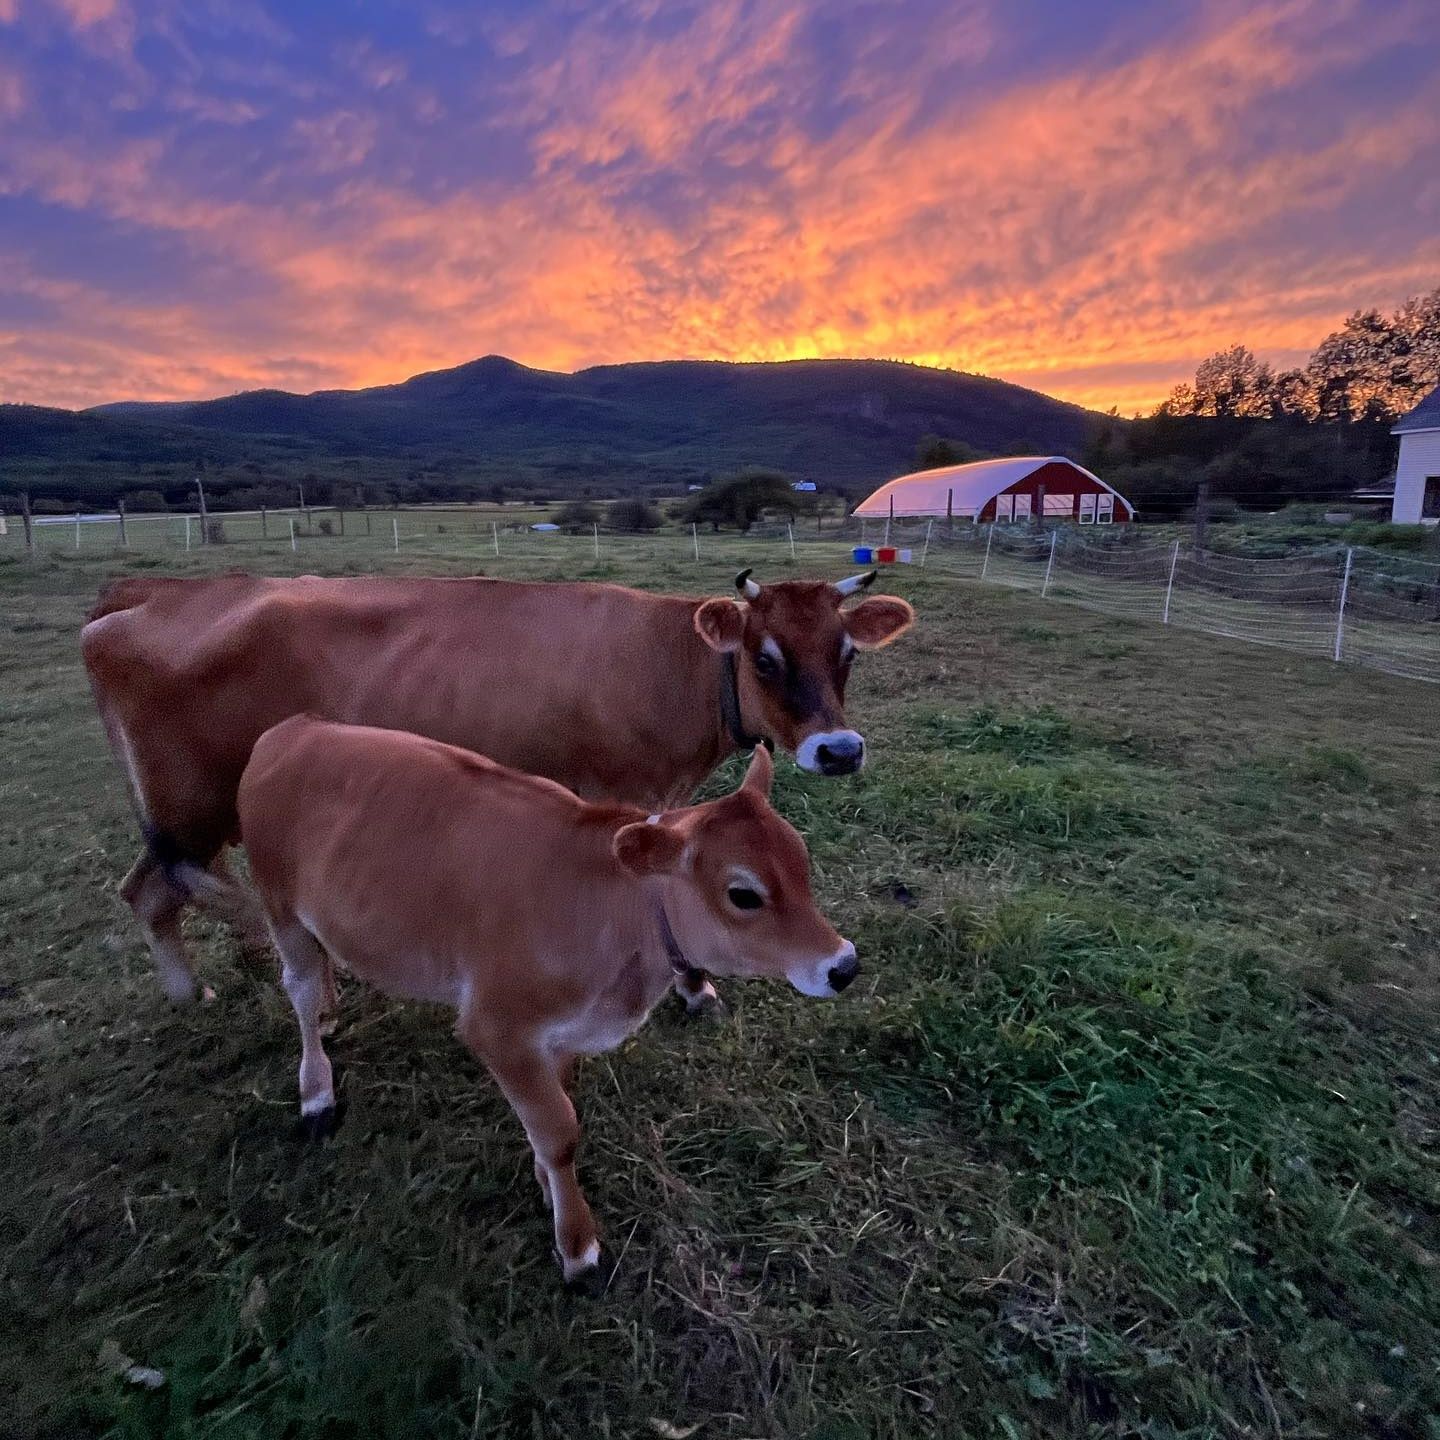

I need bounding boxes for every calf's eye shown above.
[753,651,779,678]
[727,885,765,911]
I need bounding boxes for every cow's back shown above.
[82,573,711,859]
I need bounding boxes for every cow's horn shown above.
[734,569,762,600]
[835,570,877,596]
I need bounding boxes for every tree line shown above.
[1161,290,1439,423]
[1080,290,1439,514]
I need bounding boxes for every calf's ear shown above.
[741,744,774,797]
[613,819,686,877]
[845,596,915,650]
[694,598,745,653]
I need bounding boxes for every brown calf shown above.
[81,570,912,1008]
[231,716,854,1282]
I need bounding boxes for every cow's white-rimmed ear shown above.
[741,744,774,797]
[844,596,915,650]
[694,598,745,653]
[613,819,686,877]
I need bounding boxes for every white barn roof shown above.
[1392,383,1440,435]
[852,456,1133,518]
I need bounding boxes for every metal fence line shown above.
[4,508,1438,684]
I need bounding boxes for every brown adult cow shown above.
[81,568,913,1006]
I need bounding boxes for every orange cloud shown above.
[2,0,1436,414]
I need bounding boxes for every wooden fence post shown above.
[946,488,954,536]
[21,491,33,556]
[261,505,268,539]
[118,498,128,548]
[1194,479,1210,552]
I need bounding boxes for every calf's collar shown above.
[654,902,701,982]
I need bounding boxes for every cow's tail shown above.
[143,825,226,901]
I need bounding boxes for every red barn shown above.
[853,456,1135,525]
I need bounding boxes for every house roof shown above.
[852,456,1133,518]
[1393,384,1440,435]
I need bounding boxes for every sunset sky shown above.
[1,0,1437,414]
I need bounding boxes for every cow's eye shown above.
[753,650,780,678]
[727,885,765,911]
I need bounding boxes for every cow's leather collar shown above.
[719,651,772,753]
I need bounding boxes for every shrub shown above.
[120,490,169,513]
[607,497,662,532]
[554,500,601,533]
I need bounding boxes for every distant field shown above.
[2,538,1438,1439]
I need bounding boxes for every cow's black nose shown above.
[816,734,864,775]
[828,957,860,992]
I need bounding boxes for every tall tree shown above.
[682,471,799,532]
[1163,345,1276,418]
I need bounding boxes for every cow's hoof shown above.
[298,1104,340,1142]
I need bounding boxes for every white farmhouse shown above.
[1391,384,1440,525]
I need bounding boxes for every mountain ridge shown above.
[6,355,1106,507]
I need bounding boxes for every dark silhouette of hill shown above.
[4,356,1103,507]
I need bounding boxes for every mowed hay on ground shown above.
[1,539,1438,1440]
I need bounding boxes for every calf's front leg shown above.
[473,1040,599,1283]
[272,920,338,1136]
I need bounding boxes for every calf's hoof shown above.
[560,1240,605,1296]
[298,1103,341,1143]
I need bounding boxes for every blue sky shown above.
[1,0,1436,411]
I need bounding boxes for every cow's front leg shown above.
[674,964,721,1014]
[475,1042,599,1284]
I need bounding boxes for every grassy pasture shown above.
[1,535,1438,1440]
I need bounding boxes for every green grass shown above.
[2,537,1438,1439]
